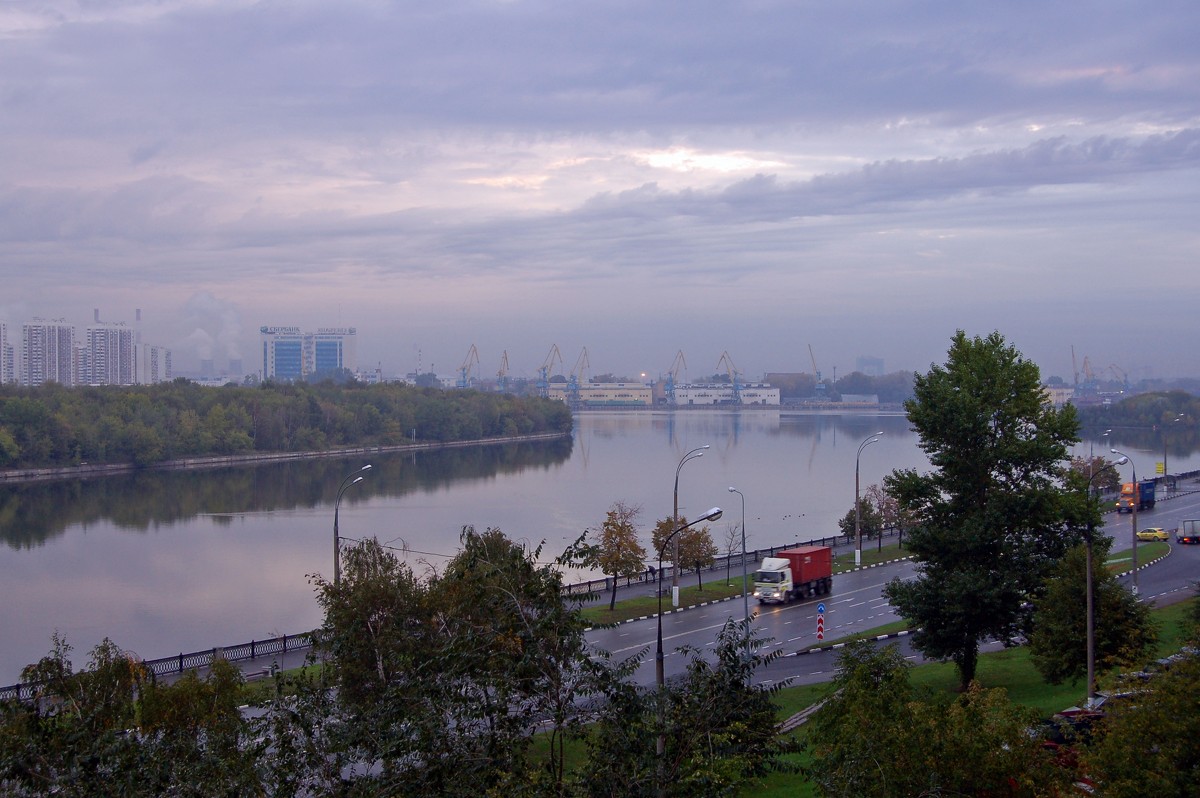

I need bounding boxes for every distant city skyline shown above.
[3,2,1197,383]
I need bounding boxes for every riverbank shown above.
[0,430,572,485]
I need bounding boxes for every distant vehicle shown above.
[1178,520,1200,545]
[1116,479,1157,513]
[1136,527,1169,542]
[752,546,832,604]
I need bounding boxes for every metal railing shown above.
[0,632,313,704]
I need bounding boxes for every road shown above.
[586,487,1200,689]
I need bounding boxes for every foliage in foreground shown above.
[805,641,1071,798]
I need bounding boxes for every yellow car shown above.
[1137,527,1169,542]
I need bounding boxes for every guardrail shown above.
[0,632,313,704]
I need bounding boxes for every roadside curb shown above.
[1115,542,1172,584]
[583,593,747,632]
[834,554,914,574]
[789,628,917,657]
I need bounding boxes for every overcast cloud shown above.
[2,0,1198,382]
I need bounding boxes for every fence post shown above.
[283,634,287,654]
[251,640,256,660]
[178,652,183,674]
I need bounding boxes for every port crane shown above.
[537,344,563,398]
[457,344,480,389]
[809,344,826,395]
[717,351,742,404]
[568,348,590,404]
[497,350,510,392]
[665,350,687,402]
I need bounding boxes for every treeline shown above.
[764,370,916,403]
[1075,389,1200,430]
[0,380,573,469]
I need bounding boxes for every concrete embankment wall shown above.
[0,431,571,485]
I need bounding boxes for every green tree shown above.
[807,640,1068,798]
[883,331,1080,689]
[1028,542,1157,686]
[1,636,148,795]
[836,497,882,543]
[652,515,718,591]
[579,619,795,798]
[592,501,647,611]
[1068,455,1122,492]
[1084,654,1200,797]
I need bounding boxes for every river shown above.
[0,408,1192,683]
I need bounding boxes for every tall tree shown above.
[592,501,647,610]
[883,331,1080,688]
[1028,541,1157,686]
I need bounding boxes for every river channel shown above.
[1,409,1193,684]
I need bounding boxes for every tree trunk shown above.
[609,577,618,611]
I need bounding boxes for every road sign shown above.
[816,613,825,641]
[817,602,826,614]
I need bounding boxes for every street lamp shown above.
[855,432,883,567]
[1109,448,1139,595]
[672,445,709,606]
[1084,457,1124,708]
[727,487,750,633]
[334,464,372,587]
[656,506,723,793]
[1164,414,1183,489]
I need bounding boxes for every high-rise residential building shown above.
[85,323,135,385]
[134,343,173,385]
[0,323,14,384]
[261,326,356,381]
[22,319,76,386]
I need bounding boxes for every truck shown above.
[752,545,833,604]
[1179,520,1200,545]
[1116,479,1157,513]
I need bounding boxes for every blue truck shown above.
[1116,478,1156,513]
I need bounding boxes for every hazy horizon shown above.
[4,1,1197,382]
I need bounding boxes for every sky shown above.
[2,0,1198,384]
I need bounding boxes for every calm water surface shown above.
[0,409,1191,683]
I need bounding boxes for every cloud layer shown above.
[3,0,1198,380]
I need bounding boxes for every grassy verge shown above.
[581,577,752,626]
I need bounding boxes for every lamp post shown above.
[657,506,723,795]
[1085,458,1123,708]
[727,487,750,635]
[334,464,372,587]
[855,432,883,567]
[672,445,709,607]
[1164,414,1183,489]
[1110,448,1139,595]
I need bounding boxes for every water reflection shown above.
[0,437,573,550]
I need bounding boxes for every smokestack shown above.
[94,308,100,323]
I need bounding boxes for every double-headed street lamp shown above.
[672,445,709,606]
[334,464,372,587]
[1109,448,1139,595]
[855,432,883,567]
[1085,457,1124,708]
[656,506,723,793]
